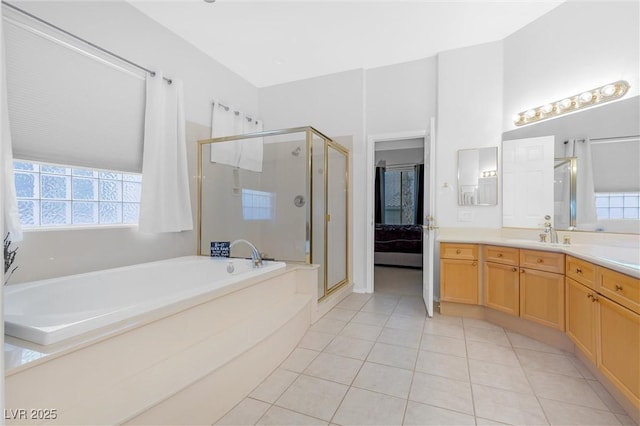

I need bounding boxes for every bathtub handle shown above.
[226,261,235,274]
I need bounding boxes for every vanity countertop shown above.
[437,228,640,278]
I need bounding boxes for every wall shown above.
[503,0,639,132]
[436,41,504,229]
[5,1,259,282]
[259,70,366,291]
[375,147,424,167]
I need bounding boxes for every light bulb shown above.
[540,104,554,114]
[524,109,537,119]
[579,91,594,104]
[512,113,523,123]
[601,84,617,97]
[558,99,572,110]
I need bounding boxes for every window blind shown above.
[4,11,145,173]
[591,138,640,192]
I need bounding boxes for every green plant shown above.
[4,232,18,283]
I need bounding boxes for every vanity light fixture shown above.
[513,80,630,126]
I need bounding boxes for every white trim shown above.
[365,130,427,294]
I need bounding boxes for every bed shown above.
[374,224,423,268]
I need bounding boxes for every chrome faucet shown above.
[543,215,558,244]
[230,239,263,268]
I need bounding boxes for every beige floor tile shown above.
[506,331,567,355]
[257,406,328,425]
[352,361,413,399]
[351,311,391,327]
[420,333,467,357]
[216,398,270,425]
[281,348,320,373]
[332,387,406,426]
[304,352,363,385]
[299,330,336,351]
[469,358,533,394]
[587,380,628,415]
[475,417,510,425]
[322,308,358,322]
[423,320,465,339]
[539,398,622,426]
[336,293,371,310]
[465,326,511,347]
[515,348,583,378]
[250,368,299,404]
[409,372,474,415]
[404,401,476,425]
[466,340,520,367]
[526,370,609,411]
[367,342,418,370]
[428,312,464,326]
[377,327,423,349]
[385,314,425,332]
[323,335,375,360]
[361,295,400,315]
[393,297,427,317]
[615,413,637,425]
[569,355,597,380]
[463,317,504,331]
[415,350,469,381]
[472,383,548,425]
[275,375,348,421]
[310,318,348,335]
[339,322,383,341]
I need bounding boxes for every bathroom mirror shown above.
[502,97,640,233]
[457,147,498,206]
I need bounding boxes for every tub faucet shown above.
[230,239,263,268]
[543,215,558,244]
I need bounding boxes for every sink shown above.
[504,239,576,248]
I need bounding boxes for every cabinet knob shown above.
[520,269,525,273]
[537,258,544,264]
[512,267,517,272]
[615,284,623,291]
[576,267,582,274]
[456,249,461,254]
[592,295,599,303]
[498,253,503,257]
[587,293,593,299]
[472,261,477,266]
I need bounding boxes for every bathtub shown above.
[4,255,286,346]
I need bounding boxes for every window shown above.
[384,169,416,225]
[14,160,142,228]
[595,192,640,220]
[241,189,275,221]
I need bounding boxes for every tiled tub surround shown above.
[437,228,640,424]
[4,261,319,425]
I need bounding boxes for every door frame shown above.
[365,130,428,294]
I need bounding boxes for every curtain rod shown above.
[213,101,257,123]
[565,135,640,144]
[1,1,172,84]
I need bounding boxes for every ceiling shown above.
[130,0,564,88]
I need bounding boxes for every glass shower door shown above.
[326,142,349,294]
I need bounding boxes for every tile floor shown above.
[217,266,636,426]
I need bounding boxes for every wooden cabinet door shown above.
[484,262,519,316]
[597,296,640,408]
[565,277,597,363]
[440,259,478,304]
[519,268,565,330]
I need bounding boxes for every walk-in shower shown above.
[197,127,350,300]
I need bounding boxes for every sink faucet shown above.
[543,215,558,244]
[230,239,263,268]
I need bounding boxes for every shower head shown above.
[291,147,301,156]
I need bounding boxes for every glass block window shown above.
[13,160,142,228]
[242,189,275,221]
[595,192,640,220]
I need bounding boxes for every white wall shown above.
[503,0,639,132]
[436,41,504,229]
[259,69,367,290]
[5,1,259,282]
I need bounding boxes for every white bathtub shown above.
[4,256,286,346]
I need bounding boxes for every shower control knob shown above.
[294,195,306,207]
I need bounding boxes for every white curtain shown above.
[210,100,263,172]
[565,138,597,230]
[139,71,193,233]
[2,35,22,242]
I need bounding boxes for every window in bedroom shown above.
[14,160,142,228]
[384,168,416,225]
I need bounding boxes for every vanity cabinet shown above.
[597,267,640,315]
[440,243,479,304]
[566,255,597,289]
[565,276,598,363]
[519,249,565,331]
[483,245,520,315]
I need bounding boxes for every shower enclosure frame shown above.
[196,126,350,300]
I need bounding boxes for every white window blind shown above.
[591,138,640,193]
[3,10,146,173]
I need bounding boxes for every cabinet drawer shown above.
[520,249,565,274]
[484,245,519,266]
[440,243,478,260]
[566,256,596,289]
[597,267,640,315]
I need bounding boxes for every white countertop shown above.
[437,228,640,278]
